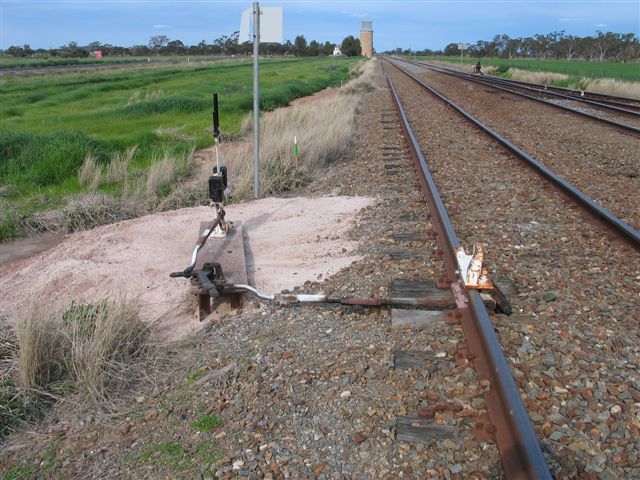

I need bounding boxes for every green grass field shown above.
[0,56,359,240]
[415,55,640,81]
[0,55,235,69]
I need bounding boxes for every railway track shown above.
[378,58,640,478]
[385,58,640,251]
[446,66,640,111]
[394,57,640,134]
[408,59,640,113]
[380,61,552,479]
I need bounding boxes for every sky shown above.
[1,1,638,52]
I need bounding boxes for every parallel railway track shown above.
[452,68,640,111]
[394,57,640,134]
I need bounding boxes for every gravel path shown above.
[1,60,503,479]
[386,61,640,480]
[398,61,640,231]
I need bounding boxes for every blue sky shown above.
[1,1,638,51]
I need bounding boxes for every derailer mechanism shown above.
[455,243,512,314]
[455,243,493,290]
[170,262,227,298]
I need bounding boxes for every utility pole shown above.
[253,1,260,199]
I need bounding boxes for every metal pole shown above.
[253,1,260,199]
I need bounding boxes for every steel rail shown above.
[380,61,553,480]
[385,59,640,251]
[393,58,640,135]
[414,60,640,116]
[474,75,640,115]
[462,69,640,110]
[432,64,640,117]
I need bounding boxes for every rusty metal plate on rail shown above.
[196,221,248,286]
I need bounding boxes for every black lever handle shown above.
[212,93,220,139]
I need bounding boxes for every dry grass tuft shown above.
[61,193,147,232]
[127,89,164,106]
[505,68,640,99]
[224,59,378,200]
[0,298,157,436]
[146,153,177,197]
[155,181,209,212]
[127,90,141,106]
[63,148,196,232]
[579,78,640,99]
[15,298,151,403]
[78,154,101,191]
[508,68,570,84]
[105,146,137,183]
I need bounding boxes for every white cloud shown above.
[340,9,368,19]
[559,17,584,22]
[153,24,170,29]
[595,23,609,28]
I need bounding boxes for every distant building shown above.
[333,46,342,56]
[360,20,373,57]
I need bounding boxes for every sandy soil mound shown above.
[0,196,373,339]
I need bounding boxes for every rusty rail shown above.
[396,57,640,135]
[413,59,640,115]
[385,58,640,252]
[380,61,553,480]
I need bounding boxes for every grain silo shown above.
[360,21,373,57]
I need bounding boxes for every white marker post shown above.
[253,1,261,199]
[239,4,282,199]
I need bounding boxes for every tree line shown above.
[384,30,639,62]
[2,33,362,58]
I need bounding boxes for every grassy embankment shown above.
[0,56,360,241]
[415,55,640,97]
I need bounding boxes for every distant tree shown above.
[149,35,170,54]
[308,40,320,56]
[214,31,240,55]
[474,40,492,57]
[443,43,460,56]
[340,35,361,56]
[533,34,550,59]
[322,41,334,56]
[557,34,578,59]
[293,35,308,56]
[617,33,639,61]
[546,31,564,59]
[131,44,152,56]
[595,30,617,62]
[165,39,185,55]
[505,37,521,59]
[197,40,209,54]
[282,40,294,56]
[60,41,89,58]
[6,45,28,57]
